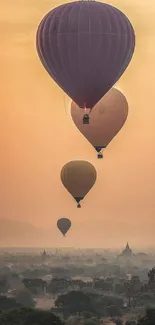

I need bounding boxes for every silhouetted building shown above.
[41,250,48,261]
[120,242,133,257]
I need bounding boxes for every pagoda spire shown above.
[120,242,133,257]
[41,249,48,260]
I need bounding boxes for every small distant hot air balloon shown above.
[36,1,135,124]
[61,161,97,207]
[57,218,71,237]
[71,88,128,158]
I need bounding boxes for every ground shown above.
[34,294,55,310]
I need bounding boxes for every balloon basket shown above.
[77,203,81,208]
[83,114,90,124]
[97,153,103,159]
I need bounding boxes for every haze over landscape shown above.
[0,0,155,248]
[1,1,155,324]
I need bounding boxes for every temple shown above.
[41,250,48,261]
[120,242,133,257]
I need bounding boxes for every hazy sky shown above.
[0,0,155,248]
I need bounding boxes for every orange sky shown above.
[0,0,155,248]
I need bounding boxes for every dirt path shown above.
[34,296,55,310]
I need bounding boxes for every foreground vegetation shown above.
[0,306,154,324]
[0,254,155,324]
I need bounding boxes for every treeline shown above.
[21,267,155,306]
[2,263,148,280]
[0,266,155,324]
[0,306,153,324]
[1,267,155,309]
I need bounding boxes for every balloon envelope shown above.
[61,161,97,207]
[57,218,71,236]
[36,1,135,109]
[71,88,128,155]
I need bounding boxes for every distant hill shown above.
[0,218,53,246]
[0,218,154,249]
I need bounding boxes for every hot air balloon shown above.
[71,88,128,158]
[61,161,97,207]
[36,1,135,123]
[57,218,71,237]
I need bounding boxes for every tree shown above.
[137,307,155,325]
[81,312,94,319]
[48,278,87,296]
[124,281,132,307]
[55,291,93,313]
[55,291,124,317]
[0,267,11,276]
[123,277,141,308]
[93,278,113,292]
[13,289,35,308]
[114,283,125,295]
[70,279,86,290]
[48,278,69,296]
[7,272,23,290]
[0,307,65,325]
[84,319,99,325]
[0,295,21,310]
[148,267,155,292]
[0,276,9,294]
[130,276,141,293]
[22,278,47,295]
[67,315,82,325]
[94,294,123,313]
[130,276,141,307]
[138,293,155,306]
[104,305,122,317]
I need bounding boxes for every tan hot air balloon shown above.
[61,161,97,207]
[71,88,128,158]
[57,218,71,237]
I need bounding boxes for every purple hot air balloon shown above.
[36,1,135,117]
